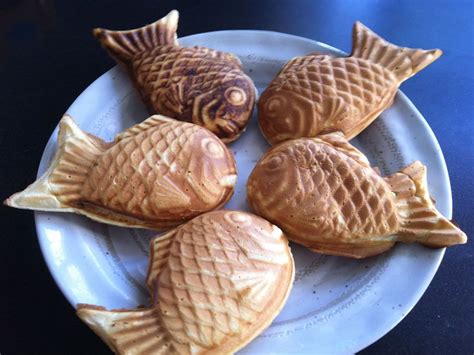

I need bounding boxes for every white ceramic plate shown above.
[35,31,451,353]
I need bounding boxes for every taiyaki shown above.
[94,10,256,143]
[77,210,294,354]
[5,115,236,229]
[258,22,442,144]
[247,132,467,258]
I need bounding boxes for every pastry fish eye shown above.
[263,154,286,171]
[266,95,283,112]
[201,137,225,158]
[225,211,251,226]
[224,87,246,106]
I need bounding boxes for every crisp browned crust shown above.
[258,22,442,145]
[5,115,237,229]
[77,210,295,354]
[247,134,400,246]
[247,133,466,258]
[94,10,256,143]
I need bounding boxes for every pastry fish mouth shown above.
[220,174,237,187]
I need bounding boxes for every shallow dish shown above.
[35,30,451,353]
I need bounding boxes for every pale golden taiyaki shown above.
[5,115,236,229]
[247,132,467,258]
[258,22,442,144]
[94,10,256,143]
[77,210,294,354]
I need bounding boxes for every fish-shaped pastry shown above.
[247,132,467,258]
[94,10,256,143]
[5,115,236,229]
[77,210,294,354]
[258,22,442,144]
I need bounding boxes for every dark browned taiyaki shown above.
[94,10,256,143]
[247,132,467,258]
[258,22,442,144]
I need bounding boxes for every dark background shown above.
[1,0,473,353]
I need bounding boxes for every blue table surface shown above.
[0,0,472,353]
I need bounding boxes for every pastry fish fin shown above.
[385,161,467,247]
[94,10,179,64]
[316,131,371,168]
[146,229,176,295]
[351,21,442,82]
[185,154,224,205]
[161,82,186,117]
[4,115,106,211]
[319,94,361,134]
[115,115,177,142]
[77,305,178,354]
[154,176,191,209]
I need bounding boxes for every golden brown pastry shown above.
[5,115,236,229]
[94,10,256,143]
[247,132,467,258]
[258,22,442,144]
[77,210,294,354]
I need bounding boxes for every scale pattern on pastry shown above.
[77,210,295,354]
[94,10,256,143]
[5,115,237,229]
[247,132,467,258]
[258,22,442,144]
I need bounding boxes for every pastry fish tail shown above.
[386,161,467,248]
[351,22,442,82]
[77,305,178,355]
[4,115,105,211]
[93,10,179,64]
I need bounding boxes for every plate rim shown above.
[33,29,451,352]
